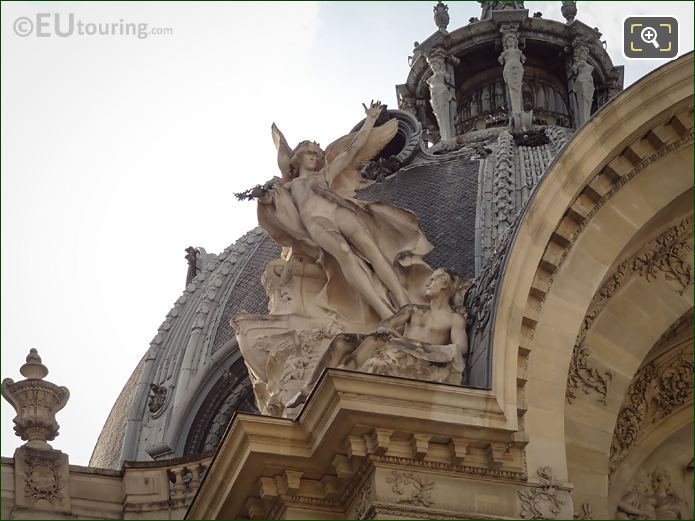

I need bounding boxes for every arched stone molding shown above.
[566,207,693,406]
[565,275,693,516]
[487,51,693,516]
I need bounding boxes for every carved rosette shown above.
[1,349,70,449]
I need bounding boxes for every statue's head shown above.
[425,268,459,298]
[503,32,519,49]
[574,45,589,61]
[651,467,671,494]
[426,48,447,73]
[290,141,325,178]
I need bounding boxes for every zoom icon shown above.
[624,17,678,59]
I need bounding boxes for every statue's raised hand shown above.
[362,100,384,119]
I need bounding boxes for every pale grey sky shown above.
[2,1,693,466]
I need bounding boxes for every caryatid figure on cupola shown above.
[498,25,528,130]
[426,48,459,142]
[570,39,595,127]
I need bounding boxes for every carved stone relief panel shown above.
[385,470,435,507]
[613,422,694,520]
[14,446,71,513]
[518,467,567,519]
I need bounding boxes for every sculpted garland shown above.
[232,102,471,417]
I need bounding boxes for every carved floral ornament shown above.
[23,451,64,504]
[385,470,435,507]
[147,383,167,416]
[518,466,566,519]
[566,215,694,405]
[353,480,373,519]
[609,346,694,476]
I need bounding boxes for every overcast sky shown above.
[2,1,693,466]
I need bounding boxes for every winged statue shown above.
[244,101,433,322]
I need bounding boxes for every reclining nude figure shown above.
[243,101,433,323]
[288,268,471,407]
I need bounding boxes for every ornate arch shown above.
[488,52,693,518]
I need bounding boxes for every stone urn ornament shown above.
[433,1,450,33]
[561,1,577,23]
[2,349,70,449]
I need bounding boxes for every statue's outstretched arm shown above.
[325,101,382,185]
[378,304,416,336]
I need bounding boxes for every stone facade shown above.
[2,3,693,520]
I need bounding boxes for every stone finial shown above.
[433,1,450,33]
[561,1,577,23]
[1,349,70,449]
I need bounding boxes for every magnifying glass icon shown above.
[640,26,660,48]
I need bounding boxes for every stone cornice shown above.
[187,370,518,519]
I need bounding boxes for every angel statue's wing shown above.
[271,123,292,182]
[324,118,399,197]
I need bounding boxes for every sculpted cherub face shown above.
[290,141,325,177]
[425,268,455,298]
